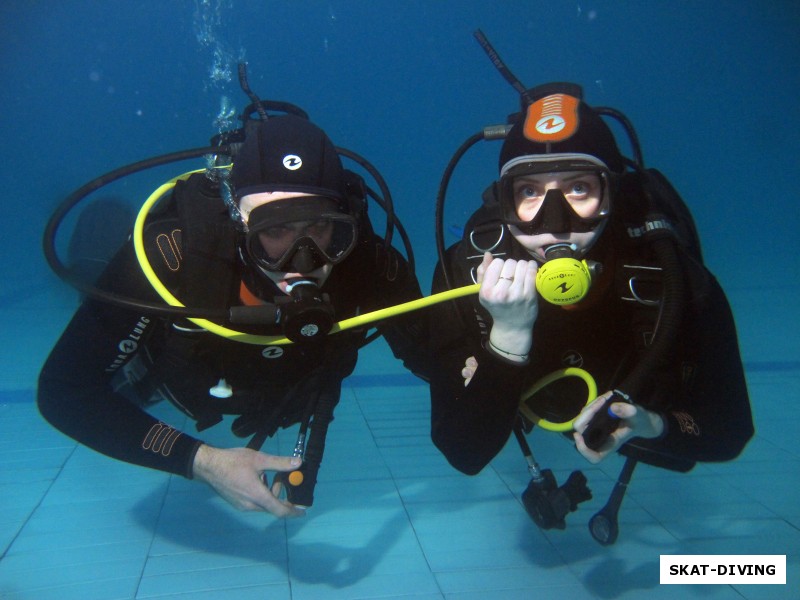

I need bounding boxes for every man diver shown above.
[38,111,428,517]
[426,81,753,530]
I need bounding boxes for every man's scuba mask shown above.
[243,196,359,273]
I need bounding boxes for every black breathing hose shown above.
[435,131,486,292]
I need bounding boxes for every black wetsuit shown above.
[38,175,428,480]
[427,209,753,476]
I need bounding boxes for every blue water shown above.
[1,1,799,598]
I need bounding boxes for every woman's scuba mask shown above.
[498,154,612,237]
[507,188,605,236]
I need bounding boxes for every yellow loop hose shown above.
[519,367,597,432]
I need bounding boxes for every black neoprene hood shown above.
[230,114,345,200]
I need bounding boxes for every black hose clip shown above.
[521,469,592,530]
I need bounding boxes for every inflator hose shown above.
[435,132,485,292]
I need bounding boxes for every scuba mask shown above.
[498,153,612,236]
[244,196,359,273]
[496,154,612,305]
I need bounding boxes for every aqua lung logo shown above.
[524,93,580,143]
[262,346,285,359]
[561,350,584,367]
[106,317,151,372]
[536,115,567,135]
[536,95,570,135]
[283,154,302,170]
[119,339,138,354]
[556,281,574,294]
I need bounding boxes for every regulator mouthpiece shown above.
[279,279,335,342]
[535,244,598,305]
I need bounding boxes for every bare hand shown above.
[476,252,538,329]
[192,444,306,518]
[572,391,665,464]
[477,252,538,358]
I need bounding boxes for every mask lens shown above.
[245,197,358,272]
[498,155,612,235]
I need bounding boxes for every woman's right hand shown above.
[192,444,306,518]
[477,252,538,357]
